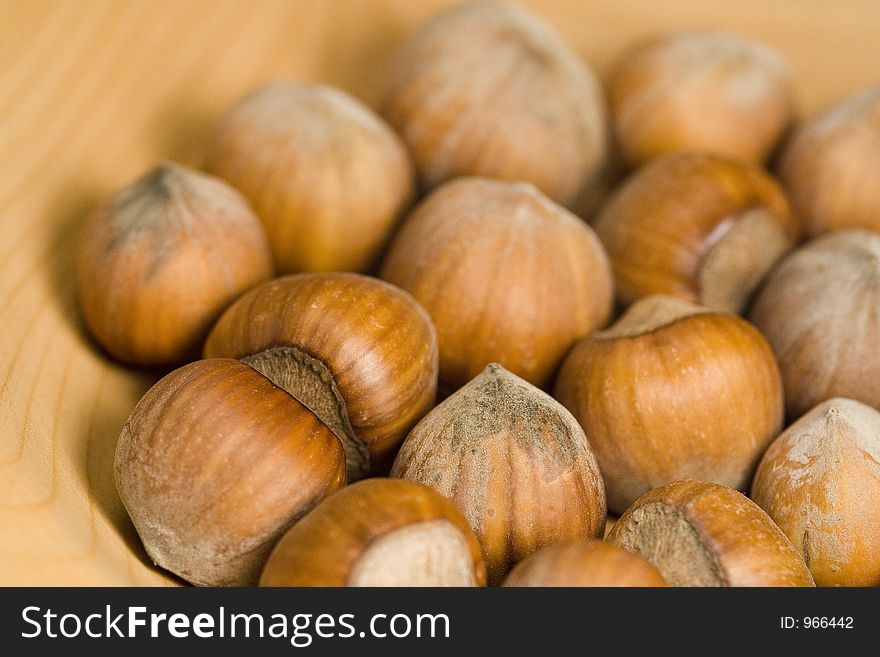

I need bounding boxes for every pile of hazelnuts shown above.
[76,2,880,588]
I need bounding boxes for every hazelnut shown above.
[554,294,784,513]
[779,86,880,236]
[203,272,438,479]
[76,162,273,365]
[609,32,793,167]
[380,177,612,389]
[749,230,880,417]
[260,478,486,586]
[382,1,607,206]
[114,359,345,586]
[503,538,667,587]
[593,152,800,314]
[608,480,815,587]
[752,398,880,586]
[391,363,606,585]
[205,83,414,273]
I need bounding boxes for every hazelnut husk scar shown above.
[204,272,438,480]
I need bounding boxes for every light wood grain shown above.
[1,0,876,585]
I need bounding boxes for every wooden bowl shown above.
[2,0,876,585]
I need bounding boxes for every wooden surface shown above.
[1,0,877,586]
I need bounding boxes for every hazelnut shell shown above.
[555,295,784,513]
[608,480,815,587]
[77,163,273,365]
[206,83,414,273]
[749,230,880,417]
[259,478,486,587]
[380,177,612,389]
[594,152,799,314]
[204,272,438,479]
[609,32,793,167]
[752,398,880,586]
[382,1,607,206]
[114,359,345,586]
[503,539,667,587]
[392,363,606,585]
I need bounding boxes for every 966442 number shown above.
[780,616,854,629]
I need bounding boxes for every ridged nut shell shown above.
[503,538,667,587]
[382,1,607,206]
[609,32,793,167]
[260,478,486,587]
[555,295,784,513]
[206,83,415,273]
[752,398,880,586]
[114,359,345,586]
[380,177,612,388]
[608,480,814,587]
[779,86,880,236]
[391,363,606,585]
[749,230,880,417]
[594,152,799,314]
[204,272,438,479]
[76,163,273,365]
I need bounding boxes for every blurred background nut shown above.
[382,1,608,207]
[114,359,345,586]
[555,295,784,513]
[206,83,415,274]
[503,538,667,587]
[593,152,799,314]
[392,363,606,585]
[779,86,880,236]
[752,398,880,587]
[749,230,880,418]
[609,32,793,168]
[608,480,815,587]
[76,162,273,365]
[381,177,612,389]
[204,272,438,479]
[260,478,486,587]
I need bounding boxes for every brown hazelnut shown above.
[752,398,880,586]
[609,32,793,168]
[205,83,414,273]
[260,478,486,587]
[749,230,880,417]
[114,359,345,586]
[594,152,800,314]
[382,1,607,206]
[203,272,438,479]
[608,480,815,587]
[503,539,667,587]
[76,162,273,365]
[391,363,606,585]
[380,177,612,389]
[779,86,880,236]
[554,294,784,513]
